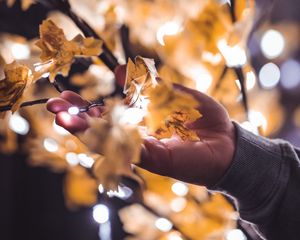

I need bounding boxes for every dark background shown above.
[0,0,299,239]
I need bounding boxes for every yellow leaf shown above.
[124,56,158,106]
[35,19,103,82]
[145,81,201,140]
[78,99,143,190]
[0,61,32,118]
[64,166,98,208]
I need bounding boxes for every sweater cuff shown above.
[210,122,290,223]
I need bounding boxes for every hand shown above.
[47,65,236,187]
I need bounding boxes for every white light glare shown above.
[68,106,80,115]
[280,60,300,89]
[53,120,70,135]
[157,21,183,46]
[171,182,189,197]
[167,232,183,240]
[170,197,187,212]
[261,29,285,59]
[65,152,79,166]
[43,138,59,152]
[93,204,109,224]
[225,229,247,240]
[155,218,173,232]
[78,153,95,168]
[9,113,30,135]
[249,111,267,130]
[107,185,133,200]
[259,62,281,89]
[120,107,146,125]
[218,39,247,67]
[10,43,30,60]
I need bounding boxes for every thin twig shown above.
[234,67,249,116]
[66,10,119,71]
[0,98,49,112]
[212,66,228,95]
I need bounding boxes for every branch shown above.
[212,66,228,95]
[228,0,236,23]
[234,67,249,115]
[66,10,119,71]
[0,98,49,112]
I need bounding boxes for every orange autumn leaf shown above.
[124,56,158,106]
[78,99,143,190]
[35,19,103,82]
[145,81,202,140]
[0,61,32,118]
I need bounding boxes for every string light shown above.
[68,106,80,115]
[217,39,247,67]
[225,229,247,240]
[120,107,146,125]
[157,21,183,46]
[78,153,95,168]
[43,138,59,152]
[9,113,30,135]
[171,182,189,197]
[65,152,79,166]
[260,29,285,59]
[155,218,173,232]
[10,43,30,60]
[93,204,110,224]
[259,62,281,89]
[170,197,187,212]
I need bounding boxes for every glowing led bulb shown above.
[155,218,173,232]
[261,29,285,59]
[157,21,183,46]
[65,152,79,166]
[43,138,59,152]
[78,153,95,168]
[225,229,247,240]
[259,62,280,89]
[171,182,189,197]
[10,43,30,60]
[68,106,80,115]
[9,113,30,135]
[93,204,109,224]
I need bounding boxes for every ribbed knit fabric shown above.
[209,123,300,239]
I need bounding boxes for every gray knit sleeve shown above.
[210,123,300,239]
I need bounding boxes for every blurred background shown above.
[0,0,299,239]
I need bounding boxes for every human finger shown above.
[55,111,89,134]
[46,98,72,113]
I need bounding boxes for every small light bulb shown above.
[68,106,80,115]
[171,182,189,197]
[93,204,109,224]
[43,138,59,152]
[155,218,173,232]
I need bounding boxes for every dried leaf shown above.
[78,99,143,190]
[124,56,158,106]
[64,166,98,208]
[145,81,201,140]
[0,61,32,118]
[35,19,103,82]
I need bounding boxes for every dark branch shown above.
[0,98,49,112]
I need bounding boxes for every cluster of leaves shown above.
[124,56,202,140]
[0,19,103,118]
